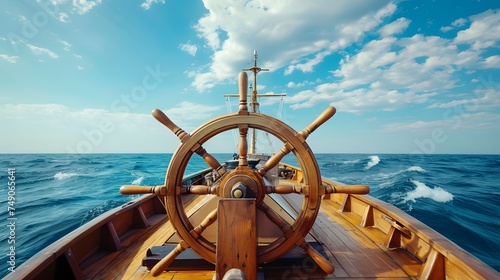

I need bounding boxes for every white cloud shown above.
[189,3,499,118]
[440,26,453,32]
[281,6,500,114]
[0,104,69,119]
[0,103,222,124]
[26,44,59,58]
[72,0,103,15]
[59,40,72,51]
[479,55,500,69]
[287,80,316,88]
[455,9,500,48]
[141,0,166,10]
[284,50,331,75]
[429,89,500,111]
[379,17,411,37]
[452,18,468,27]
[288,32,474,112]
[191,0,394,91]
[179,42,198,56]
[58,12,70,23]
[164,101,223,129]
[0,104,152,153]
[440,17,468,32]
[0,102,227,153]
[383,112,500,132]
[0,54,19,63]
[17,15,29,24]
[288,85,434,113]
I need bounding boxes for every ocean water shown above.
[0,153,499,278]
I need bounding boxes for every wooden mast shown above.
[242,51,269,154]
[225,51,285,155]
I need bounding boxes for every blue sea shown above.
[0,153,499,278]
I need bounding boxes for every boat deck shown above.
[10,172,499,280]
[86,182,420,279]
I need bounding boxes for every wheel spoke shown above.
[119,185,164,195]
[237,71,249,114]
[260,196,334,274]
[324,184,369,194]
[150,208,218,276]
[180,185,218,195]
[238,124,249,167]
[152,108,225,175]
[194,146,225,175]
[298,106,336,140]
[266,183,370,195]
[258,202,293,238]
[152,108,189,141]
[257,143,293,176]
[297,238,335,274]
[257,106,335,177]
[237,71,249,167]
[190,208,218,239]
[266,184,304,195]
[151,240,189,276]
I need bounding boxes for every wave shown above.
[80,200,125,226]
[131,176,144,185]
[403,179,454,203]
[343,159,361,165]
[27,158,48,164]
[406,166,425,172]
[54,172,79,180]
[364,155,380,170]
[374,165,426,184]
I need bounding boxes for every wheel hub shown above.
[219,168,266,204]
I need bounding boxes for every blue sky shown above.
[0,0,499,154]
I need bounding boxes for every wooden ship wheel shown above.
[120,53,369,279]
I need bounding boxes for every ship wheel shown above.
[121,72,339,277]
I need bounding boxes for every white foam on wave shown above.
[364,156,380,170]
[407,166,426,173]
[54,172,78,180]
[374,165,426,184]
[131,176,144,185]
[343,159,360,165]
[404,180,453,203]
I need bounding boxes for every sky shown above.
[0,0,499,154]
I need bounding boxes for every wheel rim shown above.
[165,112,322,264]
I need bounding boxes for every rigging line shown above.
[277,96,284,120]
[266,96,284,154]
[255,104,278,154]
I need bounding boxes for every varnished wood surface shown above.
[98,177,498,279]
[216,199,257,279]
[115,194,414,279]
[7,166,499,280]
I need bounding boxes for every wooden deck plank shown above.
[320,199,413,278]
[96,218,176,279]
[321,199,421,278]
[90,195,204,279]
[281,182,413,279]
